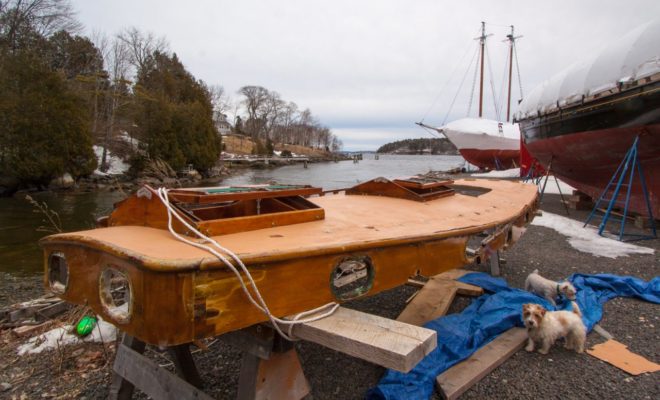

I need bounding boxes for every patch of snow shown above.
[533,176,576,195]
[531,212,655,259]
[470,170,576,194]
[118,131,140,148]
[471,168,520,178]
[17,318,117,355]
[273,150,282,156]
[93,146,130,175]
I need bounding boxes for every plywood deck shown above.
[42,179,537,270]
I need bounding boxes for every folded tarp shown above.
[367,272,660,400]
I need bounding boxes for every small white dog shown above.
[522,302,586,354]
[524,269,576,306]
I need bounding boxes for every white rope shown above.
[154,187,339,341]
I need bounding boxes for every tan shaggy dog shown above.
[524,269,577,306]
[522,302,586,354]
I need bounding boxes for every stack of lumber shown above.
[0,294,69,336]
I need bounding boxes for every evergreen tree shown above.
[134,51,219,172]
[0,50,96,186]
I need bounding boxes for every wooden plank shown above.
[289,306,436,373]
[113,344,214,400]
[436,328,528,400]
[397,280,457,326]
[35,301,69,321]
[406,278,426,288]
[109,335,147,400]
[434,269,473,280]
[11,321,55,338]
[488,250,501,276]
[451,280,483,296]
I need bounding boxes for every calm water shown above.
[0,154,464,276]
[222,154,465,189]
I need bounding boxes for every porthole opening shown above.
[99,268,132,324]
[48,252,69,294]
[330,256,374,301]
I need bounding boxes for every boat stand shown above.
[584,135,657,241]
[108,327,309,400]
[108,306,437,400]
[538,157,570,216]
[108,334,211,400]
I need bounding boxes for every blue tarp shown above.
[368,272,660,400]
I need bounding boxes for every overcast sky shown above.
[72,0,660,151]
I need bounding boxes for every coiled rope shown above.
[155,187,339,341]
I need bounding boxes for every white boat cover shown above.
[440,118,520,140]
[516,19,660,119]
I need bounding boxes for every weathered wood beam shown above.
[436,328,527,400]
[112,344,213,400]
[397,280,458,326]
[288,306,436,373]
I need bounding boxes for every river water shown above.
[0,154,465,277]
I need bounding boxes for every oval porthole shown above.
[48,252,69,294]
[99,268,132,324]
[330,256,374,301]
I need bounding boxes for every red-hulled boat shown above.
[421,118,521,170]
[515,19,660,217]
[418,23,523,171]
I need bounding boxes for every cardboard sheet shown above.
[587,339,660,375]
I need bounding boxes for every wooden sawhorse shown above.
[108,306,436,399]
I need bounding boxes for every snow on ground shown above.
[93,145,130,175]
[534,175,576,195]
[471,168,520,178]
[470,168,577,195]
[118,131,140,148]
[531,211,655,258]
[17,318,117,355]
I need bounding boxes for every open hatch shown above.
[107,184,324,236]
[346,176,455,202]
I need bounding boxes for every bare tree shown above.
[89,30,109,142]
[235,85,341,153]
[0,0,82,51]
[92,35,132,172]
[209,84,232,125]
[239,85,271,139]
[116,27,168,75]
[263,91,285,140]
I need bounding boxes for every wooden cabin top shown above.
[41,179,538,271]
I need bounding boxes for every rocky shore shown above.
[2,152,347,199]
[0,193,658,399]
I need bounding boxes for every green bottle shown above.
[76,315,97,337]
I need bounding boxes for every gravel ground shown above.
[1,193,658,399]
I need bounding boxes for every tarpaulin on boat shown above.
[367,272,660,400]
[516,19,660,119]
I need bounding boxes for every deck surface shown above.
[43,179,537,268]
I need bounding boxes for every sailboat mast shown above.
[478,21,486,118]
[505,26,522,122]
[506,26,514,122]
